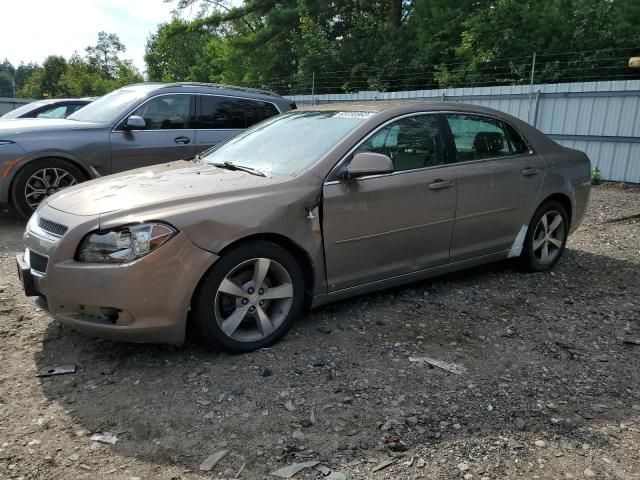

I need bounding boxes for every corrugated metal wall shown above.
[287,80,640,183]
[0,98,31,116]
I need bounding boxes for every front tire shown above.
[520,200,569,272]
[11,159,86,219]
[191,241,305,353]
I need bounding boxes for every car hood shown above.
[44,160,285,216]
[0,118,104,135]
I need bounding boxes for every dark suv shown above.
[0,82,295,218]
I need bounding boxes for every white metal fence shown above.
[0,98,31,116]
[287,80,640,184]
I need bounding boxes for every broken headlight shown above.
[76,223,176,263]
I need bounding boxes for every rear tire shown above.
[11,158,86,219]
[191,241,305,353]
[520,200,569,272]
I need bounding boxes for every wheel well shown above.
[218,233,315,305]
[540,193,572,228]
[10,156,90,189]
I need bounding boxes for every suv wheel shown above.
[11,159,85,219]
[191,241,305,353]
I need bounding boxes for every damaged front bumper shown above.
[19,206,218,344]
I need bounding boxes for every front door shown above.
[443,113,546,261]
[110,94,196,173]
[322,114,458,292]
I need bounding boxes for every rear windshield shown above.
[201,110,372,176]
[1,102,47,119]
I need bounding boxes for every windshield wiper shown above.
[212,161,266,177]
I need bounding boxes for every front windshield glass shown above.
[201,111,372,176]
[67,85,157,123]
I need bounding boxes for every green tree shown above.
[86,31,126,78]
[41,55,68,97]
[145,18,209,81]
[14,63,39,91]
[0,59,15,97]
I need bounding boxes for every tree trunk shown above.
[389,0,402,28]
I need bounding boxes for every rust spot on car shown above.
[2,157,23,177]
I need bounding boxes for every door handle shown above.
[428,179,454,190]
[174,136,191,144]
[521,167,540,177]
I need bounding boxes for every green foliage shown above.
[145,19,209,82]
[8,32,142,99]
[592,167,603,186]
[147,0,640,94]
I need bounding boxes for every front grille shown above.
[38,217,68,237]
[29,250,49,274]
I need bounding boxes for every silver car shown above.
[0,83,294,218]
[17,102,591,352]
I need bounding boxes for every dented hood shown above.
[45,160,284,216]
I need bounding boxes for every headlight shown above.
[77,223,177,263]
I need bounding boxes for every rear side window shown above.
[445,114,527,161]
[245,100,279,127]
[199,96,280,129]
[504,123,530,154]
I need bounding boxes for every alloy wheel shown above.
[214,257,294,343]
[532,210,565,264]
[24,167,78,210]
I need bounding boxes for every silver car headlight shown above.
[77,223,177,263]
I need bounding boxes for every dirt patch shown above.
[0,185,639,479]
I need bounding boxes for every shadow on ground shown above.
[32,247,640,474]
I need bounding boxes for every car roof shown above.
[299,100,513,117]
[27,98,92,105]
[126,82,288,104]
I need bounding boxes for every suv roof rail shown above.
[161,82,283,98]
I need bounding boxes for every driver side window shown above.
[354,114,444,172]
[130,95,191,130]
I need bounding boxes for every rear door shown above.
[109,93,196,173]
[194,95,281,154]
[443,113,546,261]
[322,113,458,291]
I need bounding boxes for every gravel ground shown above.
[0,184,639,480]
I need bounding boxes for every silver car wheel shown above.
[214,257,294,343]
[532,210,565,264]
[24,167,78,210]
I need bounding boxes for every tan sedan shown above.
[17,102,591,352]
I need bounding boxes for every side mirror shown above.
[346,152,394,179]
[124,115,146,130]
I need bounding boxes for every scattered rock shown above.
[409,356,467,374]
[371,459,396,472]
[327,472,346,480]
[535,440,547,448]
[90,433,118,445]
[271,461,319,478]
[316,325,332,334]
[457,462,470,472]
[199,449,230,471]
[584,468,596,478]
[508,438,524,449]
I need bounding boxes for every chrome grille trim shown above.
[38,216,68,237]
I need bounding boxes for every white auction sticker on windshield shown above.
[332,111,375,118]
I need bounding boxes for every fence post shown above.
[527,52,537,123]
[533,90,542,127]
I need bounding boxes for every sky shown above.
[1,0,185,75]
